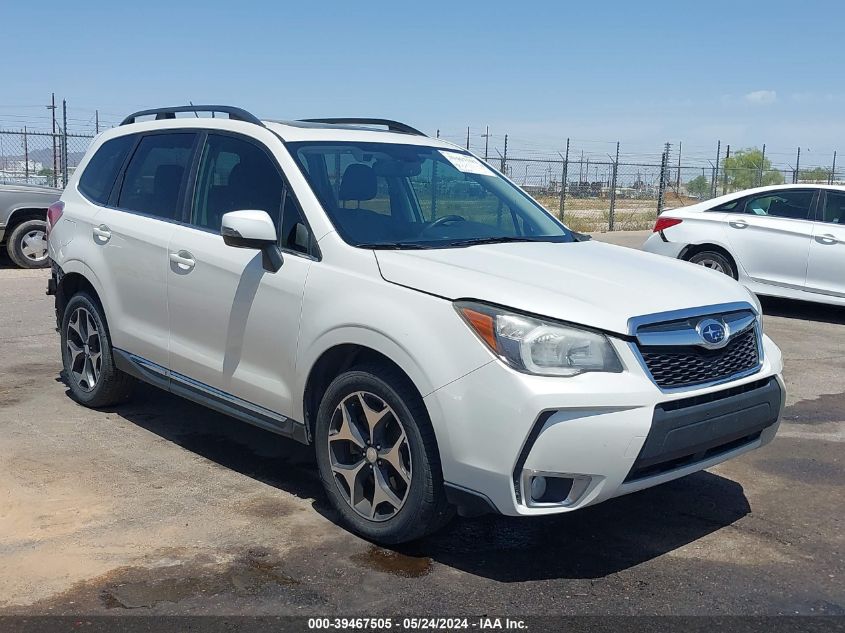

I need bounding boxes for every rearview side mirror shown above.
[221,210,283,272]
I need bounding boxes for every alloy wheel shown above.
[327,391,412,521]
[696,257,726,274]
[20,229,48,263]
[66,307,102,392]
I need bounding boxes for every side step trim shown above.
[113,349,309,444]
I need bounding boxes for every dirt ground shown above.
[0,237,842,615]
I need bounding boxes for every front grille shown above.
[638,325,759,389]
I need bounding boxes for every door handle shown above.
[729,220,748,229]
[816,233,839,245]
[92,224,111,242]
[169,250,196,270]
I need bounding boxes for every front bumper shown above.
[425,334,784,516]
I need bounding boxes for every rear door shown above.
[89,131,198,368]
[166,131,314,419]
[722,188,818,289]
[805,189,845,299]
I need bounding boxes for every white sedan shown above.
[643,184,845,306]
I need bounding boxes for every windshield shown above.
[287,141,572,248]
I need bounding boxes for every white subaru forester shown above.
[47,106,785,543]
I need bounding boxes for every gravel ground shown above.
[0,237,842,616]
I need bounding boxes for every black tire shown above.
[688,250,737,279]
[7,218,50,269]
[315,363,452,544]
[60,292,134,407]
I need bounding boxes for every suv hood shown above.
[375,241,754,335]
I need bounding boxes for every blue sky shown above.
[2,0,843,164]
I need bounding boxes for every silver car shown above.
[0,183,62,268]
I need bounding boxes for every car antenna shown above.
[188,101,200,118]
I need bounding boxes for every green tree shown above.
[723,147,784,191]
[799,166,830,182]
[686,174,710,198]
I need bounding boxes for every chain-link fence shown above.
[483,144,842,232]
[0,129,94,189]
[2,124,841,233]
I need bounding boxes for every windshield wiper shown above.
[445,236,553,248]
[357,242,436,250]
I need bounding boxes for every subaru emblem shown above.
[696,318,729,349]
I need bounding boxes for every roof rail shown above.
[120,105,264,127]
[299,118,426,136]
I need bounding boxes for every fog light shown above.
[530,476,547,501]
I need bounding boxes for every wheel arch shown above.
[55,261,111,329]
[679,242,742,278]
[4,207,49,235]
[300,331,436,443]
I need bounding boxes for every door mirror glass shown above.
[221,210,278,248]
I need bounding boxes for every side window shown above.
[78,135,135,204]
[710,198,742,212]
[743,190,814,220]
[117,133,196,219]
[822,191,845,224]
[192,134,284,233]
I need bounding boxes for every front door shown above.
[166,132,314,419]
[722,188,817,290]
[805,189,845,299]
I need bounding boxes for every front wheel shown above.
[314,364,452,543]
[688,250,737,279]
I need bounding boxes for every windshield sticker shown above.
[439,151,495,176]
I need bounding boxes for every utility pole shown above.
[713,140,721,199]
[831,151,837,185]
[23,126,29,181]
[657,142,671,215]
[558,137,570,220]
[481,126,490,161]
[676,140,682,191]
[609,141,620,231]
[794,147,801,184]
[47,93,57,188]
[62,99,69,188]
[95,110,100,134]
[722,144,731,195]
[465,126,470,150]
[759,144,766,187]
[657,143,671,216]
[436,129,440,138]
[500,134,508,174]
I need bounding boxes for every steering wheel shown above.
[426,215,466,231]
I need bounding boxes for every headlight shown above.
[455,301,623,377]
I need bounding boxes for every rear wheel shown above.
[314,364,452,543]
[688,250,737,279]
[61,292,134,407]
[7,219,49,269]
